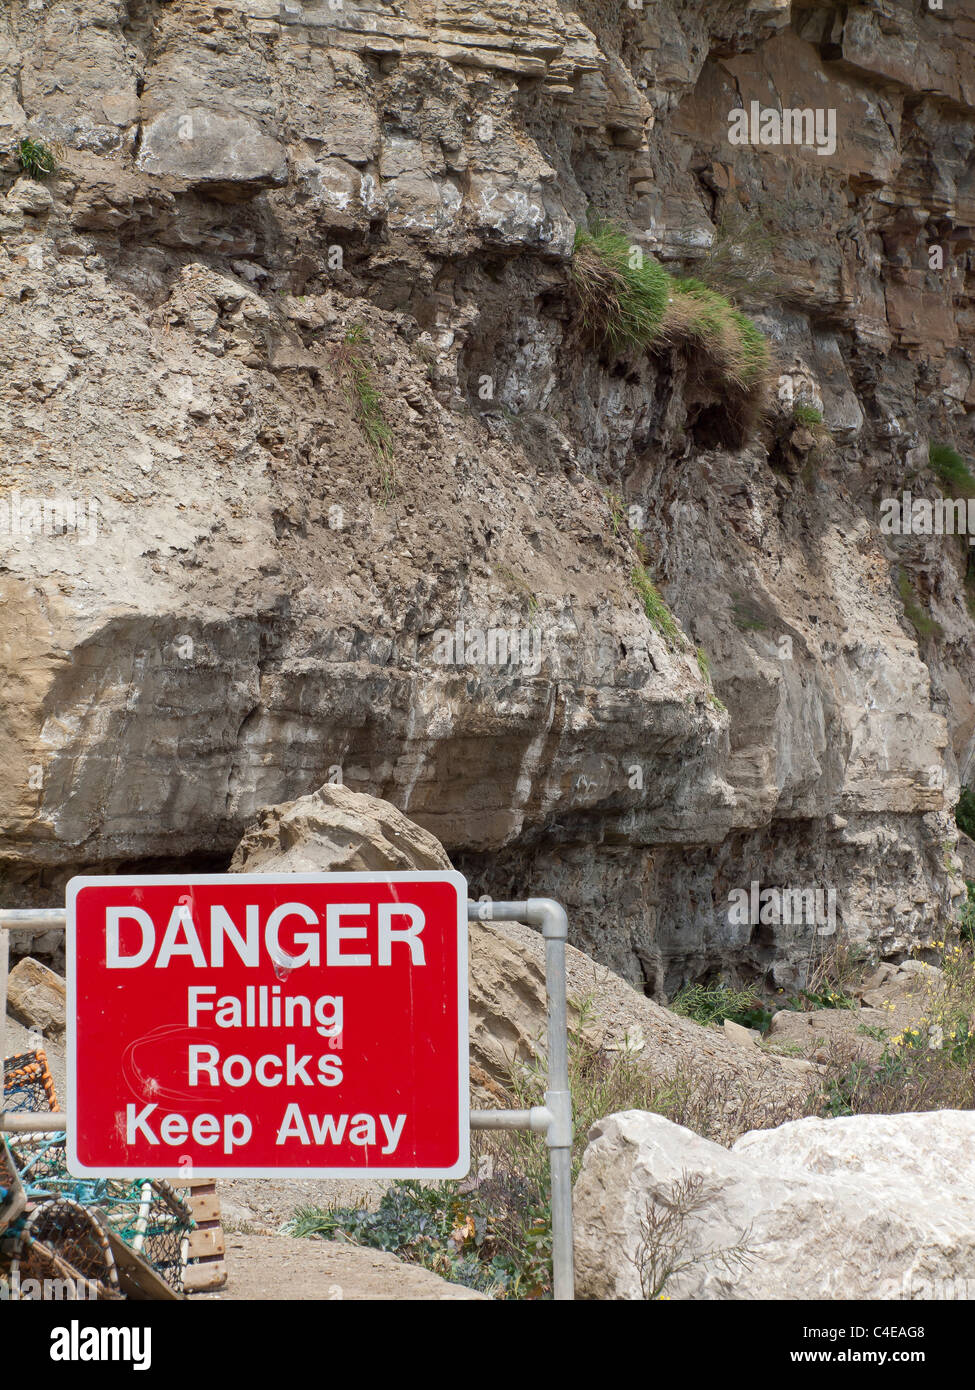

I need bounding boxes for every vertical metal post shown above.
[527,899,574,1302]
[0,925,7,1084]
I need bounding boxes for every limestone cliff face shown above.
[0,0,972,992]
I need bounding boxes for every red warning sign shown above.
[67,872,469,1178]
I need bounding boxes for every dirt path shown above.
[196,1232,485,1300]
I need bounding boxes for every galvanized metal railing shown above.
[0,896,575,1299]
[466,899,574,1301]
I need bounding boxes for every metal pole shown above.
[1,925,7,1096]
[0,1112,67,1133]
[470,897,575,1300]
[0,910,66,930]
[527,899,574,1302]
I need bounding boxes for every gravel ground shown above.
[194,1232,484,1300]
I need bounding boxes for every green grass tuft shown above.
[571,219,670,353]
[930,442,975,497]
[17,137,56,179]
[632,563,681,645]
[897,570,943,641]
[335,325,395,500]
[793,403,824,428]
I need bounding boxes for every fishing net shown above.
[2,1048,59,1114]
[11,1197,121,1300]
[8,1131,194,1293]
[3,1049,194,1295]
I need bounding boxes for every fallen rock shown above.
[722,1019,759,1047]
[574,1110,975,1300]
[4,179,54,216]
[6,956,66,1036]
[230,782,452,874]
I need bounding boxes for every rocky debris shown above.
[767,1006,888,1063]
[574,1110,975,1300]
[722,1019,760,1047]
[860,960,942,1008]
[6,956,66,1037]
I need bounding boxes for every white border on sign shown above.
[65,871,470,1180]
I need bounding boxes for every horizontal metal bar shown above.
[0,910,66,931]
[0,1112,68,1133]
[470,1106,553,1133]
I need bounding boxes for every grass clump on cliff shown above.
[571,218,671,353]
[334,324,395,499]
[929,441,975,497]
[662,277,770,392]
[17,136,57,179]
[570,215,771,407]
[632,561,681,645]
[897,570,943,641]
[793,403,824,429]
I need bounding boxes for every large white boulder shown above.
[574,1110,975,1300]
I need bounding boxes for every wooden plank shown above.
[183,1259,228,1293]
[187,1225,225,1261]
[186,1192,221,1224]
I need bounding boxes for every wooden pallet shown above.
[181,1177,227,1292]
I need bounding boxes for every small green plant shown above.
[793,403,824,428]
[17,137,57,179]
[696,647,711,682]
[897,571,943,640]
[665,277,770,390]
[787,985,858,1012]
[671,981,772,1032]
[960,880,975,945]
[288,1181,522,1296]
[571,218,670,353]
[605,489,626,536]
[334,325,395,499]
[632,563,681,645]
[929,442,975,497]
